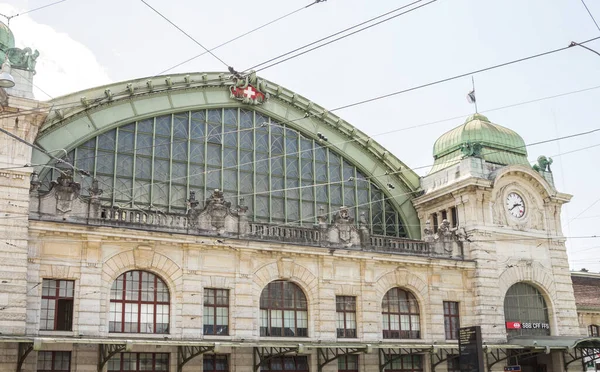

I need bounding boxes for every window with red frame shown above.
[40,279,74,331]
[590,325,600,337]
[203,354,229,371]
[109,271,170,334]
[382,288,420,339]
[107,353,169,371]
[37,351,71,372]
[443,301,460,340]
[384,355,423,372]
[260,356,308,372]
[260,281,308,337]
[204,289,229,335]
[336,296,357,338]
[338,355,358,372]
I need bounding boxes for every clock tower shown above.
[413,114,580,349]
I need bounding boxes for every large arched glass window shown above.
[504,282,550,337]
[382,288,420,339]
[260,281,308,337]
[109,271,170,334]
[41,108,407,237]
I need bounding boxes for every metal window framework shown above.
[106,352,169,372]
[40,279,74,331]
[254,349,308,372]
[378,348,426,372]
[336,296,357,338]
[442,301,460,340]
[203,288,230,336]
[44,108,407,237]
[336,354,359,372]
[109,270,170,334]
[37,351,71,372]
[202,354,229,372]
[382,288,421,340]
[260,281,308,338]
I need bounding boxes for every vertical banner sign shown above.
[459,326,485,372]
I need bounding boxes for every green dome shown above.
[429,113,529,174]
[0,22,15,51]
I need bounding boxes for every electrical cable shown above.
[34,125,600,224]
[0,0,67,24]
[139,0,230,68]
[153,0,327,77]
[579,0,600,33]
[243,0,430,72]
[251,0,438,73]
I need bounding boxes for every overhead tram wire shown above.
[0,0,68,24]
[8,131,600,229]
[153,0,327,77]
[579,0,600,33]
[45,80,600,169]
[16,33,600,163]
[139,0,230,69]
[243,0,435,73]
[85,124,600,212]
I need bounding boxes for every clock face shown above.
[506,192,525,218]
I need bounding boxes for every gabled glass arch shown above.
[39,107,406,236]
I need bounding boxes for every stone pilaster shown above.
[0,95,48,336]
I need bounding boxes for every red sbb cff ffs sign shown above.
[506,321,550,330]
[506,321,521,329]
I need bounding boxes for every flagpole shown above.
[471,76,478,113]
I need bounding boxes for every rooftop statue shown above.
[0,22,39,74]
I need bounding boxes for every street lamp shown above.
[0,57,15,88]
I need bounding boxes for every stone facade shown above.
[0,60,590,372]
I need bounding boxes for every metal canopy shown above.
[317,347,369,372]
[378,347,430,372]
[97,342,132,372]
[16,342,33,372]
[177,345,216,372]
[430,347,459,372]
[253,346,303,372]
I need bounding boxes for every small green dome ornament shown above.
[429,114,529,174]
[0,22,15,51]
[0,21,39,74]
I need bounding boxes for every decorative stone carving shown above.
[187,189,250,235]
[424,219,465,257]
[31,172,103,220]
[320,206,363,248]
[229,70,269,105]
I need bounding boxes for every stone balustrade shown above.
[28,176,464,259]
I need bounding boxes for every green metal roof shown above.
[430,114,529,173]
[0,22,15,51]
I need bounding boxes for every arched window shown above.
[260,281,308,337]
[382,288,420,339]
[589,325,599,337]
[504,282,550,337]
[109,271,170,334]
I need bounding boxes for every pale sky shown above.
[2,0,600,271]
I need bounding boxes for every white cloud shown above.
[0,3,111,100]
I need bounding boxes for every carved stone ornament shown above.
[229,70,269,105]
[32,171,103,220]
[187,189,249,235]
[321,206,362,248]
[492,182,545,231]
[423,219,466,257]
